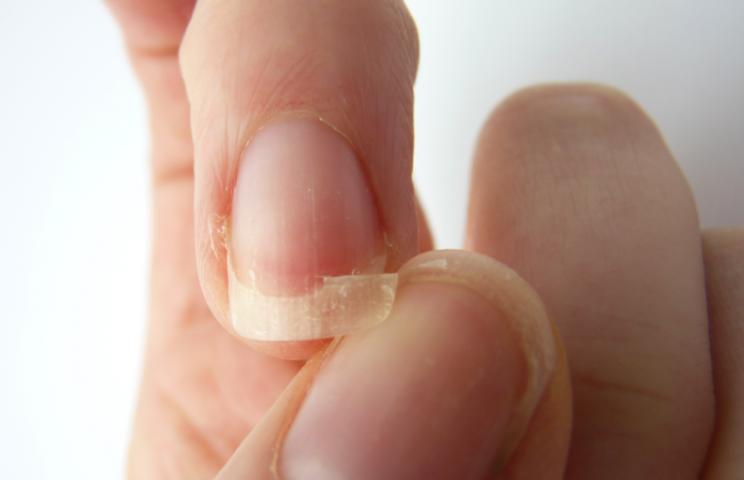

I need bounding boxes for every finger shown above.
[105,0,195,53]
[105,0,207,337]
[106,3,304,476]
[105,0,195,182]
[179,0,420,357]
[498,319,572,480]
[213,250,569,480]
[465,84,714,479]
[701,226,744,480]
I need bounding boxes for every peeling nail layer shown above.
[228,254,397,341]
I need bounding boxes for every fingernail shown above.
[278,251,557,480]
[229,118,395,342]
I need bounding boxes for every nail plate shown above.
[229,118,396,341]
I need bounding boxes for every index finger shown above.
[179,0,420,357]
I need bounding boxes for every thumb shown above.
[214,251,571,480]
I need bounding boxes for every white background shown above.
[1,1,742,478]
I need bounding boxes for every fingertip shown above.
[182,0,421,344]
[276,249,561,480]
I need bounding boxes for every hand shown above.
[106,0,744,478]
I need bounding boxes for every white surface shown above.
[0,2,149,479]
[1,1,742,478]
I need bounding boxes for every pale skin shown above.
[105,0,744,479]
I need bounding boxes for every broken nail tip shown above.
[228,260,398,341]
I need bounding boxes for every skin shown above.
[104,0,744,478]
